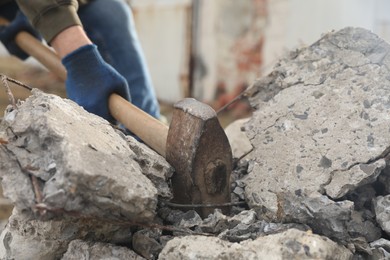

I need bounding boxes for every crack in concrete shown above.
[320,145,390,196]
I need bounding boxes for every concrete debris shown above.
[225,118,252,159]
[369,239,390,259]
[132,229,163,259]
[0,89,158,222]
[126,136,174,199]
[374,195,390,235]
[244,27,390,249]
[0,208,133,259]
[2,27,390,259]
[62,240,144,260]
[159,229,353,260]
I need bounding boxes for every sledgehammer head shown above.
[166,98,232,217]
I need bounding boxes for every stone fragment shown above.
[132,230,162,260]
[243,27,390,247]
[0,90,157,221]
[261,191,381,244]
[218,220,309,243]
[62,239,144,260]
[374,195,390,235]
[126,136,173,199]
[227,209,257,228]
[159,229,352,259]
[370,238,390,252]
[196,210,229,234]
[325,159,386,199]
[230,160,249,210]
[225,118,252,159]
[367,239,390,260]
[177,210,203,228]
[0,208,133,260]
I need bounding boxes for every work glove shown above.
[0,11,41,60]
[62,44,131,123]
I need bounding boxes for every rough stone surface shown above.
[374,195,390,235]
[159,228,352,260]
[243,27,390,246]
[0,90,158,221]
[325,159,386,199]
[0,208,133,260]
[132,229,162,259]
[225,118,252,159]
[126,136,173,199]
[62,239,144,260]
[368,238,390,259]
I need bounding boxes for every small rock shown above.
[61,239,144,260]
[0,90,158,222]
[178,210,203,228]
[227,210,257,228]
[126,136,173,199]
[0,208,133,260]
[225,118,252,160]
[374,195,390,235]
[159,229,352,259]
[132,230,162,260]
[196,210,229,234]
[370,238,390,251]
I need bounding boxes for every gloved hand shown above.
[62,44,131,123]
[0,11,41,60]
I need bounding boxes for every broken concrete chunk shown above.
[62,240,144,260]
[126,136,173,199]
[325,159,386,199]
[159,229,352,259]
[227,209,257,228]
[0,208,133,260]
[225,118,252,159]
[177,210,203,228]
[249,191,381,245]
[195,209,229,234]
[370,238,390,252]
[132,230,162,259]
[0,90,158,221]
[374,195,390,235]
[243,27,390,247]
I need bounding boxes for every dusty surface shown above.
[0,90,159,221]
[2,27,390,259]
[160,229,352,260]
[243,28,390,249]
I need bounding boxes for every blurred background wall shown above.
[129,0,390,107]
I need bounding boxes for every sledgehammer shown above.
[11,30,232,217]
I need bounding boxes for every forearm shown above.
[15,0,81,43]
[51,25,92,58]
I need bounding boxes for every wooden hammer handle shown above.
[13,30,168,156]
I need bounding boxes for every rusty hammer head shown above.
[166,98,232,217]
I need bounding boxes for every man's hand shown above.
[0,11,41,60]
[62,44,131,123]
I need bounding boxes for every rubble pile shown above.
[0,27,390,259]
